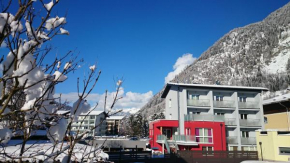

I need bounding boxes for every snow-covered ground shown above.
[0,140,108,162]
[264,49,290,74]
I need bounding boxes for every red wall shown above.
[149,120,226,152]
[184,121,226,151]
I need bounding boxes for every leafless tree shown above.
[0,0,122,162]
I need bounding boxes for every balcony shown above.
[227,136,238,144]
[225,118,237,126]
[187,99,210,107]
[157,135,196,143]
[241,137,256,145]
[213,100,235,108]
[239,119,261,127]
[238,101,260,109]
[185,114,224,122]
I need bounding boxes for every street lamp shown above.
[259,142,263,161]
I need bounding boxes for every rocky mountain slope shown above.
[138,2,290,120]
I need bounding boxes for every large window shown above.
[189,94,200,100]
[279,147,290,155]
[215,96,223,101]
[195,128,213,144]
[239,97,247,102]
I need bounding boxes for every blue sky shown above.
[3,0,289,111]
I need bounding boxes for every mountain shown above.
[138,2,290,120]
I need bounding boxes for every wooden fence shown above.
[107,150,258,163]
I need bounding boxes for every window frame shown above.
[279,147,290,155]
[195,128,213,144]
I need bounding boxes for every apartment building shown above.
[160,82,267,151]
[106,116,124,135]
[71,111,106,136]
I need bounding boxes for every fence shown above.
[178,150,258,163]
[107,150,258,163]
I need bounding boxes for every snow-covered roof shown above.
[56,110,104,116]
[162,82,268,98]
[106,116,124,120]
[263,93,290,105]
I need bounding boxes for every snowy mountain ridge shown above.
[137,2,290,120]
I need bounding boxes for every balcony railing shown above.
[239,119,261,127]
[187,99,210,107]
[238,101,260,109]
[213,100,235,108]
[172,135,196,142]
[157,135,196,142]
[241,137,256,145]
[185,114,224,122]
[227,136,238,144]
[225,118,237,126]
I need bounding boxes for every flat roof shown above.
[106,116,124,120]
[56,110,104,116]
[161,82,268,98]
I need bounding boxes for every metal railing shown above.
[157,134,196,142]
[226,136,238,144]
[213,100,235,108]
[241,137,256,145]
[238,101,260,109]
[185,114,224,122]
[225,118,237,126]
[187,99,210,107]
[239,119,261,127]
[172,135,196,142]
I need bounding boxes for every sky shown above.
[3,0,290,112]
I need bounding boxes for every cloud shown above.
[54,88,153,113]
[165,53,196,84]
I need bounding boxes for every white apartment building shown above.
[161,82,268,151]
[71,111,106,136]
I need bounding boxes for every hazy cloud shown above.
[165,53,196,84]
[55,88,153,113]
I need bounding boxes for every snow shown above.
[21,98,36,111]
[89,65,96,71]
[53,70,67,82]
[70,99,91,121]
[264,49,290,74]
[263,92,290,105]
[64,62,71,70]
[25,20,34,36]
[60,28,69,35]
[44,1,54,11]
[47,118,68,144]
[117,80,122,86]
[10,21,23,37]
[0,127,12,144]
[1,140,108,162]
[45,16,66,30]
[0,13,14,34]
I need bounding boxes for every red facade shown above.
[149,120,226,152]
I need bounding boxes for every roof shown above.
[106,116,124,120]
[56,110,104,116]
[263,93,290,105]
[161,82,268,98]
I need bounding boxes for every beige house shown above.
[263,93,290,131]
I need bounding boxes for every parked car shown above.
[129,137,139,141]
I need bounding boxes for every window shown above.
[264,117,268,124]
[239,97,247,102]
[186,128,191,135]
[215,112,224,116]
[240,114,247,119]
[279,147,290,155]
[194,112,200,115]
[195,128,213,144]
[190,94,200,100]
[215,96,223,101]
[241,131,249,138]
[169,99,172,108]
[90,115,95,119]
[202,146,213,151]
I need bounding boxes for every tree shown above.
[0,0,121,162]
